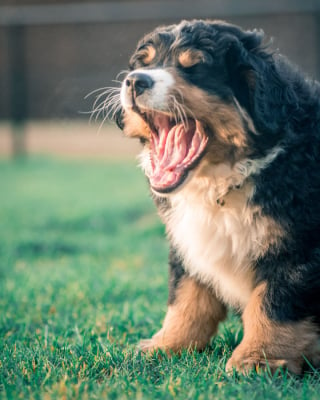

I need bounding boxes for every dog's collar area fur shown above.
[194,145,284,206]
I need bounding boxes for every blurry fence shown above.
[0,0,320,156]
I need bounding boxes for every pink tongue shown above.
[149,120,207,190]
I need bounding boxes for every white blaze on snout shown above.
[120,68,175,110]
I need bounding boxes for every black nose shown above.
[125,72,154,97]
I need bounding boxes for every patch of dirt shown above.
[0,121,141,159]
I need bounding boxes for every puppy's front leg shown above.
[139,248,227,353]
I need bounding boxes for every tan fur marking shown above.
[139,277,226,353]
[140,45,156,65]
[178,49,205,68]
[226,283,320,374]
[123,109,150,140]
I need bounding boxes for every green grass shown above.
[1,157,320,399]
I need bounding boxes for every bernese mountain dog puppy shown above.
[114,20,320,374]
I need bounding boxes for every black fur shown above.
[168,246,187,305]
[220,24,320,324]
[151,193,188,306]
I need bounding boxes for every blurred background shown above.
[1,5,320,395]
[0,0,320,158]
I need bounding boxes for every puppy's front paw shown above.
[138,338,160,353]
[137,329,166,354]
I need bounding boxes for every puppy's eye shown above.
[178,50,206,69]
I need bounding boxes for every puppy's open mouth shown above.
[142,112,208,193]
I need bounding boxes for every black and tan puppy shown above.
[114,20,320,374]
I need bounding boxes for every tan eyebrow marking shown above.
[140,45,156,65]
[178,49,205,68]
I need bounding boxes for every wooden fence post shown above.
[8,24,27,158]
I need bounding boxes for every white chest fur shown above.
[164,163,282,310]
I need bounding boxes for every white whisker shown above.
[172,96,188,129]
[116,69,130,81]
[87,84,122,127]
[85,85,120,99]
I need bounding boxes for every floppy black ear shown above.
[224,28,266,116]
[224,27,302,140]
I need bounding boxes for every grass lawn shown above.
[1,157,320,399]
